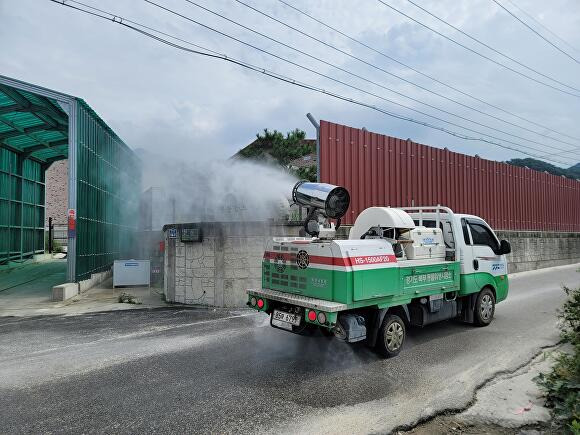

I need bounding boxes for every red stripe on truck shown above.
[263,251,397,266]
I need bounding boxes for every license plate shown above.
[272,310,301,327]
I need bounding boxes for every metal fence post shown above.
[306,113,320,182]
[48,217,53,254]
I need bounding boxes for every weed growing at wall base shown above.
[535,285,580,434]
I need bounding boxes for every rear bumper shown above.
[247,288,347,312]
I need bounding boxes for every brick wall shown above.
[45,159,68,227]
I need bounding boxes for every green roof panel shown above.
[0,84,68,163]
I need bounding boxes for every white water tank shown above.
[349,207,415,240]
[401,227,445,260]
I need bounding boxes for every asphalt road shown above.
[0,264,578,434]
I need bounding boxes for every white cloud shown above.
[1,0,579,167]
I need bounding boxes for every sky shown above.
[1,0,580,167]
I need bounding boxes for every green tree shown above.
[296,165,317,182]
[254,128,312,165]
[237,128,316,180]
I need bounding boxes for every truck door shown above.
[459,218,475,276]
[465,219,506,288]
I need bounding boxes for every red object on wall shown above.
[319,120,580,231]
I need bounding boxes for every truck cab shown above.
[406,211,510,304]
[247,183,511,358]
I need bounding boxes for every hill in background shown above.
[506,158,580,179]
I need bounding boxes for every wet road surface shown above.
[0,264,578,434]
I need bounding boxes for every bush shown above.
[296,165,317,182]
[44,233,64,254]
[535,285,580,433]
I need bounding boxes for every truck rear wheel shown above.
[376,314,406,358]
[474,288,495,326]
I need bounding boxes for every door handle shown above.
[473,259,479,270]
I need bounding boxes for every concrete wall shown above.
[164,224,580,307]
[497,230,580,273]
[164,222,301,307]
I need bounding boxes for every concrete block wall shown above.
[339,227,580,273]
[164,223,580,307]
[164,222,301,307]
[497,230,580,273]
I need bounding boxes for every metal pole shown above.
[306,113,320,182]
[19,155,24,260]
[48,217,53,254]
[7,162,11,262]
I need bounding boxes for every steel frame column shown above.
[66,100,77,282]
[18,154,24,260]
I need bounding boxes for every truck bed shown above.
[248,288,347,312]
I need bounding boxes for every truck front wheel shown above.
[376,314,406,358]
[474,288,495,326]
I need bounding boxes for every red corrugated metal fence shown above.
[319,120,580,231]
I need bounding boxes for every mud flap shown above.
[459,293,478,323]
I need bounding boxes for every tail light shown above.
[250,297,257,307]
[257,299,264,309]
[317,311,327,324]
[307,310,317,322]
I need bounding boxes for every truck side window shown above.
[468,222,500,252]
[442,221,455,249]
[461,219,471,245]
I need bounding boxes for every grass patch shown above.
[535,285,580,434]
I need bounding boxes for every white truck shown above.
[248,182,511,357]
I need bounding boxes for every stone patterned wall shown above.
[173,238,217,305]
[165,222,300,307]
[45,159,68,227]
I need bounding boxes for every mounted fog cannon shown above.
[247,183,511,358]
[292,181,350,237]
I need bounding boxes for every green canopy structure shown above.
[0,75,141,282]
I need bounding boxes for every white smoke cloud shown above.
[138,149,298,227]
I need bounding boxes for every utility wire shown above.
[179,0,580,157]
[504,0,580,56]
[491,0,580,65]
[48,0,575,165]
[150,0,579,159]
[378,0,580,97]
[275,0,580,145]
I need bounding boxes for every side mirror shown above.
[499,240,511,255]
